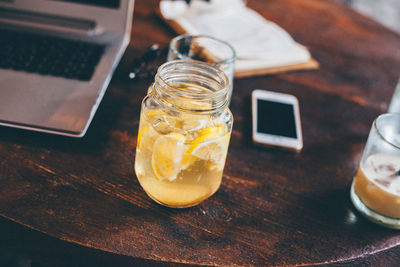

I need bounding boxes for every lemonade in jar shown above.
[134,60,233,208]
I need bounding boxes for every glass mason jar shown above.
[134,60,233,208]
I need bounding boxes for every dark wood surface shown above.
[1,0,400,266]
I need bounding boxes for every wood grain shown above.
[0,0,400,265]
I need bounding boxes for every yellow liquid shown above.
[134,110,229,208]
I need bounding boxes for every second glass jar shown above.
[134,60,233,208]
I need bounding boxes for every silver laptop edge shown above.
[0,0,134,137]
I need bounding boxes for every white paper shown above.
[160,0,311,72]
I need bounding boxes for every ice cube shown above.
[374,178,391,188]
[153,116,176,135]
[181,117,208,132]
[365,153,400,178]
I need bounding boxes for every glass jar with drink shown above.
[351,113,400,228]
[134,60,233,208]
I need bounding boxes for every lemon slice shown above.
[136,124,149,151]
[188,125,229,165]
[137,124,159,152]
[137,116,160,152]
[189,137,228,165]
[151,133,186,181]
[196,124,227,138]
[137,109,165,151]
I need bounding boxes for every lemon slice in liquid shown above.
[188,125,229,165]
[151,133,186,181]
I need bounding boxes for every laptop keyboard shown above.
[0,29,106,81]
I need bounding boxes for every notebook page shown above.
[160,0,312,73]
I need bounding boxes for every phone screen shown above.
[257,99,297,138]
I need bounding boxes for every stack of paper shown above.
[159,0,318,77]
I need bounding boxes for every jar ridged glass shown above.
[134,60,233,208]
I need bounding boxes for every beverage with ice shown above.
[353,153,400,218]
[351,113,400,228]
[134,60,233,208]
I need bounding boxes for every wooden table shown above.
[1,0,400,266]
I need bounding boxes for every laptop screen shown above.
[53,0,120,9]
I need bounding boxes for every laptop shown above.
[0,0,134,137]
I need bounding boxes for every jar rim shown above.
[154,59,230,113]
[374,113,400,150]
